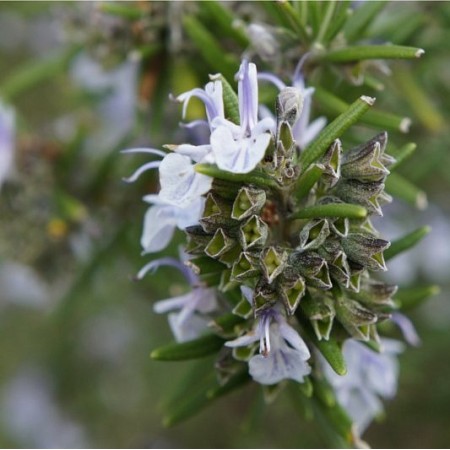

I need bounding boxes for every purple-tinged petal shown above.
[278,322,311,359]
[121,147,166,157]
[0,101,15,189]
[258,72,287,91]
[237,60,259,134]
[122,160,160,183]
[136,257,195,283]
[168,311,210,342]
[154,292,193,314]
[225,331,260,348]
[176,80,224,126]
[391,312,421,346]
[249,345,311,385]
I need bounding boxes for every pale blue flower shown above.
[0,100,15,190]
[226,304,311,385]
[158,152,212,208]
[322,338,404,433]
[137,256,218,342]
[210,60,274,174]
[259,55,326,150]
[176,80,224,132]
[140,194,205,254]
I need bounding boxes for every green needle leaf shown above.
[319,45,424,63]
[150,334,225,361]
[195,164,280,190]
[294,164,325,201]
[1,47,80,102]
[211,74,240,124]
[385,226,431,261]
[291,203,367,220]
[298,310,347,376]
[300,96,375,170]
[395,285,440,311]
[385,172,428,210]
[343,0,388,42]
[389,143,417,171]
[183,16,238,81]
[313,86,411,133]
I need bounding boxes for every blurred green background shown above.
[0,1,449,448]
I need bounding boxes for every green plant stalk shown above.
[393,65,445,132]
[291,203,367,220]
[300,95,375,170]
[294,164,325,201]
[319,45,424,63]
[384,226,431,261]
[313,86,411,133]
[395,285,440,311]
[150,334,225,361]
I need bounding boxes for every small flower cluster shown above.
[127,59,416,437]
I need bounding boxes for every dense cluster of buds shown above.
[127,58,416,436]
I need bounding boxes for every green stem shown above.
[385,172,427,209]
[291,203,367,220]
[384,226,431,261]
[319,45,424,63]
[300,96,374,170]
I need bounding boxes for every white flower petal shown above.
[174,144,212,163]
[159,153,212,207]
[140,205,176,253]
[211,126,270,174]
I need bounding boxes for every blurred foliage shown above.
[0,1,449,448]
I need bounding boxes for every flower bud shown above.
[276,87,303,127]
[341,233,390,271]
[278,275,306,315]
[253,279,278,314]
[342,139,390,182]
[239,215,269,250]
[335,296,378,341]
[200,192,237,232]
[260,246,288,284]
[232,187,266,221]
[231,251,260,281]
[319,139,342,187]
[350,280,398,307]
[332,178,386,216]
[185,225,212,254]
[300,294,335,341]
[299,219,330,250]
[205,228,235,258]
[289,251,332,289]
